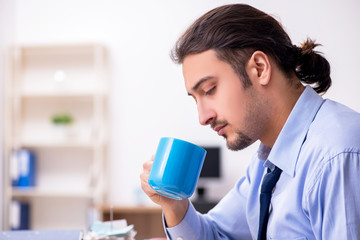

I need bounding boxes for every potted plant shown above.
[51,113,74,125]
[51,113,74,139]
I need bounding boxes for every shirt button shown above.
[177,238,183,240]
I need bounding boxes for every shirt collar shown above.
[263,86,324,177]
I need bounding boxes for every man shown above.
[140,4,360,239]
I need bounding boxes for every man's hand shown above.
[140,156,189,227]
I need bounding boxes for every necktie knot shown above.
[260,167,282,194]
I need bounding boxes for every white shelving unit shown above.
[4,44,109,230]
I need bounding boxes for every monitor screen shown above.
[200,147,221,178]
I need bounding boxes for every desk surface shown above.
[0,230,82,240]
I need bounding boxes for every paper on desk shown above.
[90,219,134,237]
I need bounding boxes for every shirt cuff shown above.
[163,201,200,240]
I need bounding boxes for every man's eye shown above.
[205,86,216,95]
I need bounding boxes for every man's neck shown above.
[260,79,305,148]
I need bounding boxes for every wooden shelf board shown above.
[11,187,93,198]
[20,91,106,98]
[19,139,107,148]
[19,43,103,51]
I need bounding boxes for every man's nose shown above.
[197,102,216,126]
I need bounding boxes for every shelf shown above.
[20,139,103,148]
[20,90,106,99]
[12,187,93,199]
[5,44,109,230]
[19,43,103,53]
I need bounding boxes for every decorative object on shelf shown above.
[51,112,75,139]
[51,113,74,125]
[53,69,67,90]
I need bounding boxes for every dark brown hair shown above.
[171,4,331,94]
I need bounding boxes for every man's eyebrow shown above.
[187,76,214,96]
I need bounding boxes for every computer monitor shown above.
[196,146,221,200]
[200,147,221,179]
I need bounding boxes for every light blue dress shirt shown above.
[165,86,360,239]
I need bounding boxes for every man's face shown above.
[183,50,269,150]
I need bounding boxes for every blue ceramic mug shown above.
[148,137,207,200]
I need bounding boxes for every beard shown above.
[224,130,253,151]
[226,87,270,151]
[210,86,269,151]
[212,120,254,151]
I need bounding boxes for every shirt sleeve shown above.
[165,169,254,240]
[305,151,360,239]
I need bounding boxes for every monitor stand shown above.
[193,187,217,214]
[196,187,206,201]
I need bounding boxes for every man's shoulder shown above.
[299,99,360,178]
[300,100,360,197]
[308,99,360,150]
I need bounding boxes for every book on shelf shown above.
[10,200,30,230]
[11,149,36,188]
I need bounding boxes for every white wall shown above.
[11,0,360,205]
[0,0,15,229]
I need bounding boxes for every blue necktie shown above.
[257,166,282,240]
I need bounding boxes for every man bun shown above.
[293,38,331,94]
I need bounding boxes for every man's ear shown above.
[246,51,271,86]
